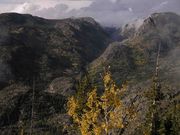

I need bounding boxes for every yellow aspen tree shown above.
[67,69,134,135]
[79,88,101,135]
[67,96,80,123]
[100,70,124,135]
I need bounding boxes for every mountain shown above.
[89,12,180,134]
[0,13,110,89]
[0,13,109,134]
[90,12,180,84]
[0,12,180,135]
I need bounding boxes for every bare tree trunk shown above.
[155,42,161,77]
[151,43,161,135]
[30,77,35,135]
[20,128,24,135]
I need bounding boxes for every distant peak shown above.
[77,17,98,25]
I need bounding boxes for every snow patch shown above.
[124,18,144,31]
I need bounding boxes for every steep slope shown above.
[89,12,180,134]
[0,13,109,84]
[0,13,109,134]
[90,12,180,84]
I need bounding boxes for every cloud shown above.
[0,0,180,26]
[10,2,40,13]
[37,4,69,19]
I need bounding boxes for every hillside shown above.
[0,13,109,134]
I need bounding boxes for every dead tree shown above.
[30,77,35,135]
[151,42,161,135]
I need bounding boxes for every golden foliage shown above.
[67,70,134,135]
[67,96,80,123]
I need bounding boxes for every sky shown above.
[0,0,179,26]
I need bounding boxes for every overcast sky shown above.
[0,0,179,26]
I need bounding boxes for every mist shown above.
[0,0,180,27]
